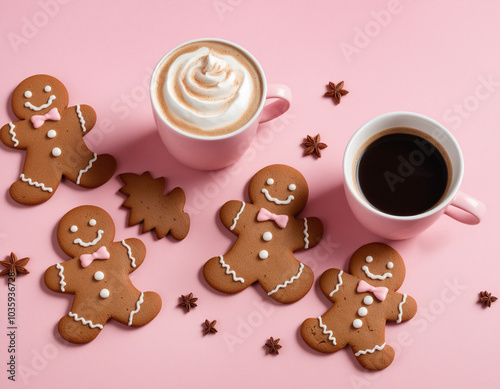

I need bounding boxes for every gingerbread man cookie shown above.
[0,75,116,205]
[203,164,323,303]
[301,243,417,370]
[44,206,162,344]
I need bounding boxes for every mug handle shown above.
[259,84,292,123]
[444,191,486,225]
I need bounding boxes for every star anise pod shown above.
[203,319,218,335]
[0,253,30,280]
[324,81,349,103]
[178,292,198,312]
[479,291,497,307]
[302,134,328,158]
[265,337,282,355]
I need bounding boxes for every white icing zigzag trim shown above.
[24,95,56,111]
[261,188,294,205]
[56,263,66,292]
[268,263,304,296]
[69,311,103,330]
[303,218,309,249]
[230,202,245,231]
[128,292,144,326]
[362,265,392,280]
[121,240,136,268]
[329,270,344,297]
[8,123,19,147]
[76,153,97,185]
[318,315,337,345]
[354,343,386,357]
[219,255,245,283]
[73,229,103,247]
[20,173,53,192]
[76,105,87,133]
[397,294,407,324]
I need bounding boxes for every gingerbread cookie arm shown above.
[319,268,357,302]
[119,238,146,271]
[70,104,96,135]
[385,292,417,323]
[0,120,29,149]
[44,259,79,294]
[219,200,248,233]
[300,216,323,249]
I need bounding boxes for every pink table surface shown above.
[1,1,499,388]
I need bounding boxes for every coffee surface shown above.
[153,40,263,137]
[356,127,451,216]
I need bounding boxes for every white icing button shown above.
[288,184,296,191]
[70,225,78,233]
[353,319,363,329]
[51,147,61,157]
[44,85,51,92]
[387,262,394,269]
[99,289,110,299]
[258,250,269,259]
[363,295,374,305]
[358,307,368,317]
[94,271,104,281]
[262,232,273,241]
[89,219,97,226]
[24,91,32,98]
[47,129,57,138]
[365,256,373,263]
[266,178,274,185]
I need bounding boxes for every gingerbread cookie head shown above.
[349,242,406,291]
[11,74,69,119]
[57,205,115,258]
[248,164,309,216]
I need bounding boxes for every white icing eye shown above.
[47,130,56,138]
[387,262,394,269]
[89,219,97,226]
[365,256,373,263]
[288,184,296,191]
[24,91,32,98]
[266,178,274,185]
[70,225,78,233]
[44,85,51,92]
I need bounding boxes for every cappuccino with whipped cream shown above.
[153,40,263,137]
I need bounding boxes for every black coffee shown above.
[356,128,451,216]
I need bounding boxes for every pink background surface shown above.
[1,1,499,388]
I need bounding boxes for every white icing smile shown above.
[261,188,294,205]
[361,265,392,280]
[24,95,56,111]
[73,229,104,247]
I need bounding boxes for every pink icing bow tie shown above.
[357,280,389,302]
[80,246,110,268]
[257,207,289,228]
[31,107,60,128]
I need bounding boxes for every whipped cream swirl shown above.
[164,47,255,131]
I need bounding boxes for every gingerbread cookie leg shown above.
[64,151,116,188]
[10,156,61,204]
[110,289,162,328]
[58,309,109,344]
[301,314,347,353]
[259,257,314,304]
[203,255,254,294]
[351,340,395,370]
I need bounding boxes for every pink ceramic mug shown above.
[343,111,486,240]
[150,38,291,171]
